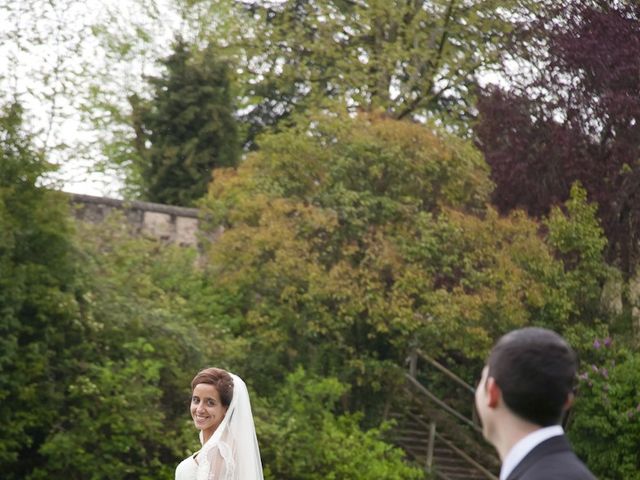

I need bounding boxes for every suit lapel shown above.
[507,435,572,480]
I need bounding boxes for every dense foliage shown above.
[570,338,640,479]
[29,219,218,479]
[7,213,426,479]
[200,113,610,420]
[0,107,426,477]
[0,102,82,477]
[0,105,229,478]
[0,178,223,479]
[0,102,627,479]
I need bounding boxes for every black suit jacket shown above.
[506,434,596,480]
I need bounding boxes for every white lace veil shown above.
[196,373,264,480]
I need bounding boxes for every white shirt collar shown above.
[500,425,564,480]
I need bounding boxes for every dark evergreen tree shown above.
[131,37,240,206]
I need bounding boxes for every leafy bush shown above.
[570,338,640,479]
[255,368,423,480]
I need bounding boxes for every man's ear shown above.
[563,391,575,411]
[486,377,501,409]
[561,392,575,429]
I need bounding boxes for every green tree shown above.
[131,36,240,206]
[200,112,597,420]
[545,183,612,328]
[0,101,83,477]
[233,0,537,143]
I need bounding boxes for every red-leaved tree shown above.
[476,0,640,295]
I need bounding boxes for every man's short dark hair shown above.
[488,327,577,427]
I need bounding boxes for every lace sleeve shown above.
[205,432,235,480]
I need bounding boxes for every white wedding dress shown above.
[175,453,198,480]
[175,373,263,480]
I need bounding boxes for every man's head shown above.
[475,327,577,442]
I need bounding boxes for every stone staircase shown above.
[389,350,500,480]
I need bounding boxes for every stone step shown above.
[390,402,499,480]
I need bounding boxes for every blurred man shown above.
[475,327,596,479]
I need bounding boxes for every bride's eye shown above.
[191,396,199,404]
[207,399,216,407]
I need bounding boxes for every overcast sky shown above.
[1,0,186,197]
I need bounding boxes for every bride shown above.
[175,368,264,480]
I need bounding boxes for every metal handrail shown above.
[415,349,476,394]
[404,373,480,432]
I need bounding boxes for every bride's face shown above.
[191,383,228,437]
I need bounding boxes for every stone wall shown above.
[69,193,204,247]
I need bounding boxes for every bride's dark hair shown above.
[191,367,234,407]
